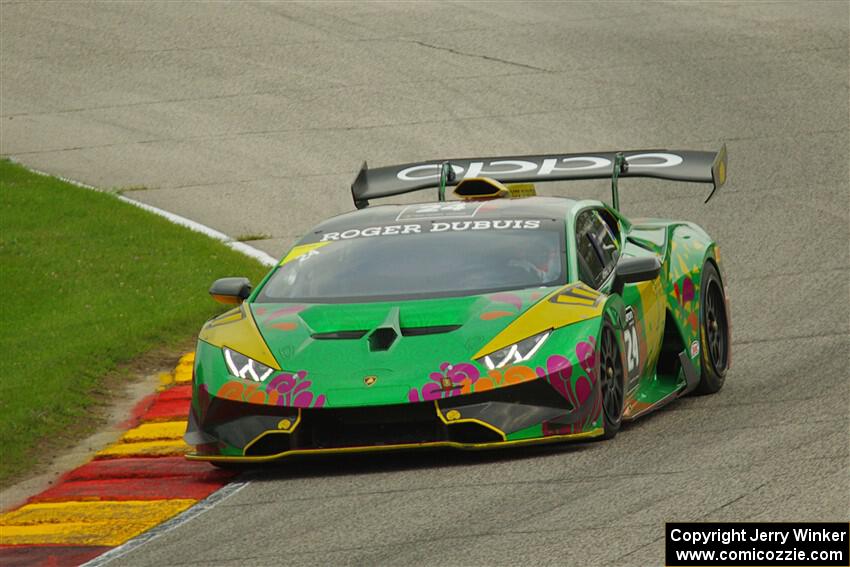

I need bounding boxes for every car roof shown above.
[310,196,580,235]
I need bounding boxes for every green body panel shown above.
[507,423,544,442]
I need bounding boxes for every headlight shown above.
[223,347,274,382]
[476,330,551,370]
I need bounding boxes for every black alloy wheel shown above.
[704,279,729,374]
[599,321,625,439]
[695,261,729,395]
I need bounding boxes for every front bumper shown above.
[185,378,604,463]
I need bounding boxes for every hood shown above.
[243,282,605,408]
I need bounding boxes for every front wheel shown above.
[695,261,730,394]
[599,320,625,439]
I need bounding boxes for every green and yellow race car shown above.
[185,147,731,464]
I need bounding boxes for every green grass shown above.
[0,160,271,484]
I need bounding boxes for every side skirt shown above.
[622,349,698,421]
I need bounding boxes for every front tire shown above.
[695,261,729,394]
[599,320,625,439]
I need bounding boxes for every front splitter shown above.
[185,427,604,463]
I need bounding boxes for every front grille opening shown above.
[206,396,298,424]
[244,431,293,457]
[301,403,443,449]
[446,422,504,444]
[368,327,398,351]
[400,325,461,336]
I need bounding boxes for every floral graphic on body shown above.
[673,277,695,307]
[215,369,326,408]
[265,371,326,408]
[576,337,601,423]
[217,380,272,405]
[408,337,602,437]
[540,337,600,435]
[467,365,537,393]
[408,362,480,402]
[672,276,699,332]
[536,354,572,400]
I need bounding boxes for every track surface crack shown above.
[408,39,551,73]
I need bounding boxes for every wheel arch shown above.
[661,222,724,378]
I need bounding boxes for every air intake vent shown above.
[312,330,368,340]
[400,325,461,337]
[368,327,398,351]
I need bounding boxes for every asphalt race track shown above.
[2,2,848,566]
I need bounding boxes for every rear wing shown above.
[351,145,727,209]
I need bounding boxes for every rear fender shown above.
[663,222,722,375]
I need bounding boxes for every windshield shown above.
[256,218,566,303]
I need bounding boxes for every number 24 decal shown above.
[623,307,640,374]
[413,203,468,213]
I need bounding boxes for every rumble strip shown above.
[0,353,237,567]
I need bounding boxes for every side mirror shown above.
[611,256,661,296]
[209,277,252,305]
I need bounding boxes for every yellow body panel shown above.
[453,177,509,199]
[280,241,330,265]
[241,410,303,454]
[505,183,537,198]
[636,277,665,362]
[435,401,508,441]
[474,283,604,359]
[198,304,279,369]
